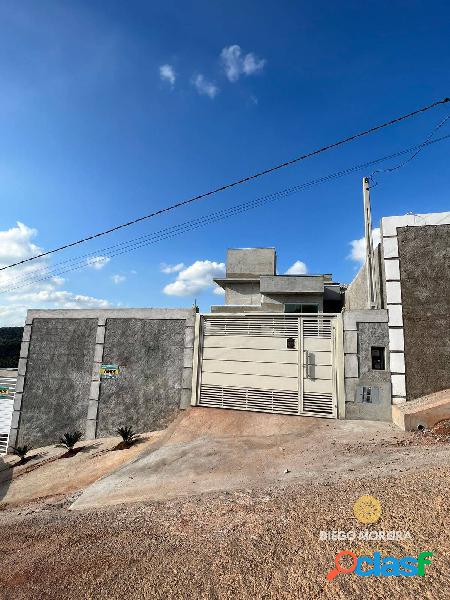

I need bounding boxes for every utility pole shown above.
[363,176,376,309]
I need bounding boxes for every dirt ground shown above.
[0,409,449,599]
[0,431,162,506]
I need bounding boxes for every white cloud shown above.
[163,260,225,296]
[111,274,126,284]
[86,255,110,270]
[159,64,176,87]
[0,222,41,262]
[0,222,111,326]
[348,228,381,264]
[160,262,185,274]
[285,260,308,275]
[213,286,225,296]
[192,74,219,99]
[221,45,266,82]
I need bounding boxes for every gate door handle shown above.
[305,350,311,379]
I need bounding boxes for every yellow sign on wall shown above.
[100,364,120,379]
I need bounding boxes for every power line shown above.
[3,132,449,293]
[4,133,450,290]
[6,130,450,287]
[369,112,450,186]
[1,96,448,272]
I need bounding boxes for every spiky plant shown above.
[59,431,83,452]
[13,445,32,463]
[116,426,138,447]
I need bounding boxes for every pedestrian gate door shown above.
[197,314,339,418]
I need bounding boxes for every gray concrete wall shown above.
[343,310,392,421]
[10,308,196,451]
[345,263,368,310]
[96,318,185,436]
[224,281,261,306]
[226,248,275,277]
[380,212,450,404]
[397,224,450,400]
[14,318,97,448]
[345,244,384,311]
[260,275,324,294]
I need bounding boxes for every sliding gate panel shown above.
[198,314,338,418]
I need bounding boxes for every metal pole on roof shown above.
[363,177,376,309]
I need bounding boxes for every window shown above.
[284,303,319,314]
[371,347,385,370]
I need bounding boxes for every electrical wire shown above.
[369,112,450,187]
[2,132,449,294]
[1,96,448,272]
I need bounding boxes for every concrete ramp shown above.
[392,389,450,431]
[70,407,408,510]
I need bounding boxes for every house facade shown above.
[4,210,449,452]
[211,248,345,313]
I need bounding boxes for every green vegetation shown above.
[13,444,32,463]
[59,431,83,453]
[0,327,23,368]
[117,426,138,447]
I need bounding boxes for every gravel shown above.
[1,462,449,599]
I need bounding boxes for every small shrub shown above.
[116,426,138,448]
[59,431,83,453]
[13,445,32,463]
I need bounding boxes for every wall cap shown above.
[26,308,196,321]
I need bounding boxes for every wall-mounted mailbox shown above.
[371,347,386,370]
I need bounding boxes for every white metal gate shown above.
[0,373,16,454]
[197,314,339,418]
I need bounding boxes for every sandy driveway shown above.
[72,407,450,508]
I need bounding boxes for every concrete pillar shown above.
[180,313,196,409]
[85,318,106,439]
[7,323,32,451]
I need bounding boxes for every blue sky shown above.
[0,0,449,325]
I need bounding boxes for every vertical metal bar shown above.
[331,318,338,418]
[190,312,202,406]
[363,176,376,309]
[196,316,205,406]
[298,317,303,414]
